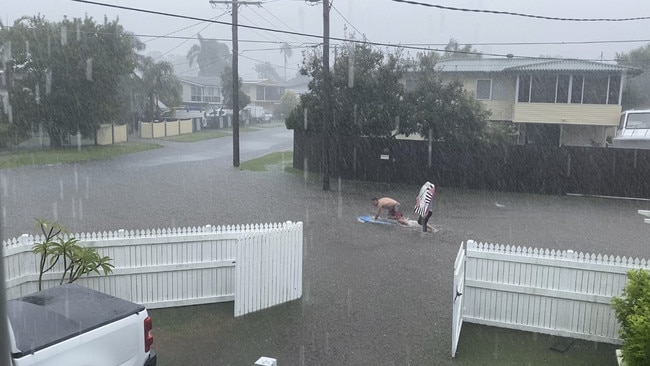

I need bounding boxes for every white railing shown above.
[462,239,650,344]
[3,222,303,316]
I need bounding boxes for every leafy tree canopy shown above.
[187,33,231,78]
[1,15,142,146]
[254,62,281,82]
[441,38,482,60]
[616,44,650,109]
[137,56,182,121]
[285,39,493,147]
[221,66,250,111]
[275,90,298,120]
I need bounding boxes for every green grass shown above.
[0,142,162,169]
[239,151,293,171]
[161,129,231,142]
[454,323,618,366]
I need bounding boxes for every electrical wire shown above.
[331,4,366,40]
[144,11,228,43]
[69,0,644,61]
[390,0,650,22]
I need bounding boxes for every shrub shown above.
[612,269,650,366]
[32,219,114,291]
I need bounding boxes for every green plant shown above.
[32,219,114,290]
[612,269,650,366]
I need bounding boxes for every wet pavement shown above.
[3,127,648,365]
[149,168,649,366]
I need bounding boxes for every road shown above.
[0,126,293,238]
[2,126,650,365]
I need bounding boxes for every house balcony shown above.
[512,103,622,126]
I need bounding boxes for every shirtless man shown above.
[371,197,409,226]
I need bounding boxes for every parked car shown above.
[611,109,650,149]
[8,284,157,366]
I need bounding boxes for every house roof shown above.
[242,79,280,86]
[281,75,311,88]
[436,58,643,75]
[176,75,221,87]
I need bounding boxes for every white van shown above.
[611,109,650,149]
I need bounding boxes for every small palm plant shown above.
[611,269,650,366]
[32,219,114,291]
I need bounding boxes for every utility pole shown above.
[209,0,261,167]
[322,0,331,190]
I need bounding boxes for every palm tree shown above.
[280,43,293,81]
[186,33,231,77]
[137,56,182,120]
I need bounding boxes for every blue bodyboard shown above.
[358,215,395,225]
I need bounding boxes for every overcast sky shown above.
[4,0,650,79]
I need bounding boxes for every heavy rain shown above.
[1,1,650,365]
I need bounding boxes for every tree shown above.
[32,219,114,291]
[1,15,142,146]
[137,56,182,121]
[254,62,281,82]
[286,43,492,146]
[441,38,482,60]
[186,33,231,78]
[404,52,490,146]
[221,66,250,110]
[612,269,650,366]
[616,44,650,109]
[275,90,299,120]
[286,42,407,138]
[280,42,293,81]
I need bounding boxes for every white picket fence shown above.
[3,222,303,317]
[458,240,650,344]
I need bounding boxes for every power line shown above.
[331,4,366,40]
[144,11,227,43]
[68,0,645,61]
[253,5,305,44]
[10,24,649,48]
[153,17,222,61]
[390,0,650,22]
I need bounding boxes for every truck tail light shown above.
[144,316,154,353]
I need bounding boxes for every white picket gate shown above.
[235,224,303,316]
[451,242,465,358]
[452,239,650,356]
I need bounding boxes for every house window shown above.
[204,87,220,103]
[476,80,492,100]
[530,75,556,103]
[556,75,570,103]
[571,75,584,104]
[518,75,531,102]
[491,79,509,101]
[608,75,621,105]
[583,75,608,104]
[191,85,202,102]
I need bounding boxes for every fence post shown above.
[18,234,29,246]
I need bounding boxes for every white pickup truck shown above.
[610,109,650,149]
[7,284,157,366]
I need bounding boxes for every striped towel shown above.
[414,182,435,216]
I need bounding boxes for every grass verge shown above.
[161,129,230,142]
[239,151,293,171]
[0,142,162,169]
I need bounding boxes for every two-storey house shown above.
[435,58,642,147]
